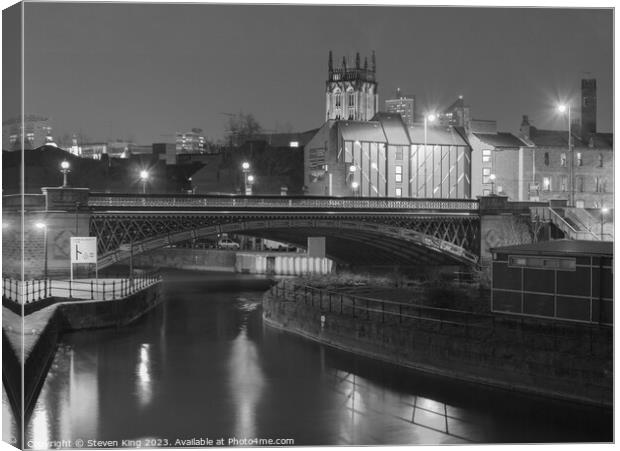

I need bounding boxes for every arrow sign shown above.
[70,237,98,264]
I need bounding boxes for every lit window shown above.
[483,167,491,184]
[395,165,403,183]
[577,153,583,166]
[543,177,551,191]
[560,153,566,166]
[289,141,299,148]
[395,188,402,197]
[482,150,492,163]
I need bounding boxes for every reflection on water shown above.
[229,297,265,439]
[24,270,612,446]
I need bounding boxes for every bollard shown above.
[69,280,73,299]
[102,280,106,300]
[91,281,94,300]
[113,281,116,299]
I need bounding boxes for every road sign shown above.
[70,237,97,264]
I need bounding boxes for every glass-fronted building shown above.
[305,113,471,198]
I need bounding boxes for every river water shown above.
[25,270,612,447]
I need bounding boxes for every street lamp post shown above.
[36,222,48,294]
[247,174,254,195]
[60,160,71,187]
[489,174,496,195]
[348,164,357,195]
[140,170,149,194]
[351,181,359,197]
[242,161,250,194]
[423,114,436,197]
[600,207,609,240]
[558,104,574,206]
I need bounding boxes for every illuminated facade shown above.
[2,114,54,150]
[305,113,471,198]
[176,130,206,153]
[325,51,378,122]
[385,89,415,126]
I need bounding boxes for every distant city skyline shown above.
[4,2,614,145]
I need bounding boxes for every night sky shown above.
[11,2,614,144]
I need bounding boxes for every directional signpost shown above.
[70,237,98,280]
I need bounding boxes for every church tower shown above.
[325,51,378,121]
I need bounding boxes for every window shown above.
[395,187,402,197]
[595,177,606,193]
[395,147,403,160]
[598,154,604,167]
[482,150,492,163]
[576,176,585,193]
[560,176,568,192]
[348,92,355,108]
[509,255,576,271]
[544,152,549,166]
[560,153,567,166]
[577,153,583,166]
[483,167,491,184]
[335,92,342,108]
[483,189,491,196]
[542,177,551,191]
[395,165,403,183]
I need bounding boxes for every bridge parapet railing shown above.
[2,271,161,305]
[88,193,480,211]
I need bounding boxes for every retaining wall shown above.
[3,282,163,432]
[133,248,236,272]
[263,282,612,407]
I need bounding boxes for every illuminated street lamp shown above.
[247,174,255,195]
[489,173,496,195]
[60,160,71,187]
[423,114,436,197]
[35,222,49,284]
[139,170,149,194]
[351,181,359,197]
[558,103,574,206]
[600,207,609,240]
[241,161,251,194]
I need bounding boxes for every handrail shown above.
[87,193,480,211]
[2,271,161,305]
[272,281,494,330]
[532,207,600,241]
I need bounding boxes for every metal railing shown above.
[88,193,480,212]
[270,281,494,333]
[2,271,161,305]
[531,206,599,240]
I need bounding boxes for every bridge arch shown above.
[95,216,479,269]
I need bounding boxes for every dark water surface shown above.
[25,270,612,446]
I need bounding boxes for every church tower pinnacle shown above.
[325,51,378,122]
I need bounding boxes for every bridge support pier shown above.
[307,237,326,258]
[479,196,535,269]
[2,188,92,279]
